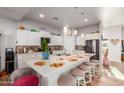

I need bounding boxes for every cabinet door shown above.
[16,30,28,45]
[64,36,74,51]
[40,31,50,37]
[57,36,62,45]
[77,36,85,45]
[27,31,41,45]
[50,35,62,45]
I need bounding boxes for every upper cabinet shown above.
[85,33,100,40]
[50,35,63,45]
[76,36,85,45]
[40,31,50,37]
[16,30,28,45]
[27,31,41,45]
[16,30,62,46]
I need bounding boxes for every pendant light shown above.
[74,30,77,36]
[81,33,84,38]
[63,25,68,35]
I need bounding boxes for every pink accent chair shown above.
[13,75,39,86]
[10,67,38,82]
[10,67,41,86]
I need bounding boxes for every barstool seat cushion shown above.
[91,60,99,63]
[78,65,92,70]
[58,74,76,86]
[71,68,89,76]
[83,62,94,66]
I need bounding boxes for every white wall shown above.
[102,25,122,62]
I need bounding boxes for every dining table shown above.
[24,52,95,86]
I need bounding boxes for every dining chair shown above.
[57,74,77,86]
[12,75,39,86]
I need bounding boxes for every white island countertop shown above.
[22,52,95,86]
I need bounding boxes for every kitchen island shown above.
[17,52,95,86]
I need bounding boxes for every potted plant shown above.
[41,38,49,59]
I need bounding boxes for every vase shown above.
[42,52,49,59]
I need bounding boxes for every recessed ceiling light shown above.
[74,7,78,9]
[40,14,44,18]
[84,18,88,22]
[81,12,84,15]
[52,17,59,20]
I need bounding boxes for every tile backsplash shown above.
[16,45,63,54]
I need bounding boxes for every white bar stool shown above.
[91,60,101,67]
[83,62,96,77]
[90,60,101,75]
[70,68,91,86]
[57,74,77,86]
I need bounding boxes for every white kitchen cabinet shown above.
[17,30,58,46]
[64,36,75,51]
[27,31,41,45]
[17,54,29,69]
[40,31,50,37]
[50,35,62,45]
[16,30,28,45]
[85,33,100,40]
[76,36,85,45]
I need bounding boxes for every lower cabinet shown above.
[17,55,29,69]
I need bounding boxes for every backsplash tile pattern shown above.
[16,45,63,54]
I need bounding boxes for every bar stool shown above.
[91,60,101,67]
[58,74,77,86]
[83,62,95,77]
[70,68,91,86]
[90,60,101,74]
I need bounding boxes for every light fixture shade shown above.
[74,30,78,36]
[81,33,84,37]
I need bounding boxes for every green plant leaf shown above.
[41,38,49,52]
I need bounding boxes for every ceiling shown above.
[0,7,124,28]
[23,7,99,28]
